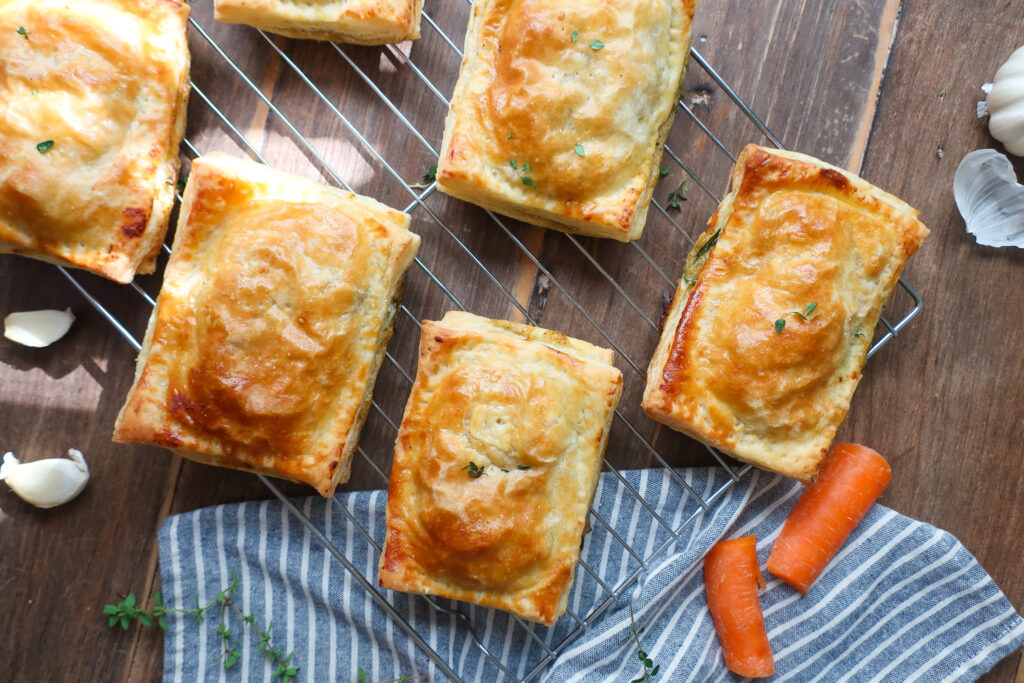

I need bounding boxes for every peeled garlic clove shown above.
[0,449,89,508]
[953,149,1024,248]
[4,308,75,347]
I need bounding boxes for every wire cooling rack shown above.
[56,2,923,680]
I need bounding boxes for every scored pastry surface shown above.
[113,153,420,497]
[378,311,622,625]
[436,0,697,241]
[643,145,930,482]
[0,0,190,283]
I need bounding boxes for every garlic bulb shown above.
[953,149,1024,248]
[984,45,1024,156]
[4,308,75,347]
[0,449,89,508]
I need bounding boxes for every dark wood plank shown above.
[848,1,1024,677]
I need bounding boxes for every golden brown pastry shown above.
[643,145,930,482]
[0,0,190,283]
[378,311,622,625]
[113,153,420,497]
[214,0,422,45]
[436,0,697,241]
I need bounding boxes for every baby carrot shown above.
[767,443,892,594]
[704,535,775,678]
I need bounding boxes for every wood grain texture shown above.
[0,0,1021,679]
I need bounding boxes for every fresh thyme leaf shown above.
[804,302,818,316]
[17,26,28,40]
[462,461,486,478]
[627,600,658,682]
[571,28,578,43]
[423,165,437,182]
[509,159,517,170]
[517,465,531,470]
[854,331,866,338]
[509,159,536,187]
[693,228,720,260]
[522,162,530,173]
[506,133,514,141]
[660,166,670,177]
[775,318,786,334]
[589,39,604,50]
[36,140,54,154]
[666,178,688,210]
[521,176,536,187]
[574,144,585,157]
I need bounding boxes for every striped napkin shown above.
[159,467,1024,681]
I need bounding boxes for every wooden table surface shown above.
[2,0,1023,680]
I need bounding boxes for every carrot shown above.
[704,535,775,678]
[767,443,892,594]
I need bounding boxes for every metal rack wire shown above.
[56,3,924,680]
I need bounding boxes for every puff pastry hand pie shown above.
[113,153,420,497]
[643,145,929,482]
[214,0,422,45]
[378,311,622,625]
[0,0,190,283]
[436,0,697,241]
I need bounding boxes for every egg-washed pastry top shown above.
[643,145,930,482]
[214,0,422,45]
[113,153,420,497]
[436,0,697,241]
[378,311,623,625]
[0,0,190,283]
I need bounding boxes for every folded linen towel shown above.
[159,467,1024,681]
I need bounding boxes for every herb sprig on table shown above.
[625,600,660,682]
[104,571,298,680]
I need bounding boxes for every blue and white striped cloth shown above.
[159,468,1024,681]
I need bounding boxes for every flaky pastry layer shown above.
[378,311,622,625]
[113,153,420,497]
[214,0,422,44]
[436,0,696,241]
[0,0,190,283]
[643,145,930,482]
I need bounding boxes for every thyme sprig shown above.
[666,178,688,210]
[104,571,298,680]
[509,159,535,187]
[625,600,660,682]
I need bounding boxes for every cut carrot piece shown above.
[704,535,775,678]
[767,443,892,594]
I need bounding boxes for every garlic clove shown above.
[953,149,1024,248]
[984,45,1024,156]
[3,308,75,347]
[0,449,89,508]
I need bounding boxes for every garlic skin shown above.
[985,45,1024,156]
[953,149,1024,248]
[0,449,89,508]
[4,308,75,347]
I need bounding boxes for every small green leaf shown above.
[103,604,118,615]
[804,302,818,316]
[509,159,517,170]
[17,26,28,39]
[854,331,866,338]
[36,140,54,154]
[571,28,578,42]
[108,616,119,628]
[154,592,163,607]
[125,594,136,608]
[138,613,153,628]
[522,162,530,173]
[573,144,585,157]
[589,39,604,50]
[693,229,721,260]
[158,616,168,630]
[120,616,130,631]
[521,176,536,188]
[516,465,531,470]
[423,165,437,182]
[775,318,786,334]
[660,166,670,177]
[651,664,660,676]
[358,666,369,682]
